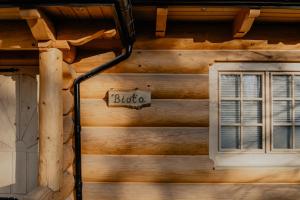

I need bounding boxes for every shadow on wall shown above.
[135,21,300,45]
[0,73,38,199]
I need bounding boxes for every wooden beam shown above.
[81,127,208,155]
[233,8,260,38]
[39,48,63,191]
[82,155,300,183]
[83,182,300,200]
[156,7,168,37]
[20,9,56,41]
[0,7,21,19]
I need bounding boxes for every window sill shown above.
[211,153,300,167]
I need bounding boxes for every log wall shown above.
[64,48,300,185]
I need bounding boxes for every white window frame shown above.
[210,63,300,167]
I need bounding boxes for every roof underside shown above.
[40,6,300,23]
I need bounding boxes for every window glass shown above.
[273,101,292,123]
[221,126,240,149]
[219,73,263,151]
[273,126,292,149]
[243,101,262,124]
[221,75,240,98]
[243,126,262,149]
[272,75,291,98]
[221,101,240,124]
[243,75,261,98]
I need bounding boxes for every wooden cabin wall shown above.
[60,22,300,187]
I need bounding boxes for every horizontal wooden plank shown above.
[73,50,300,74]
[82,155,300,183]
[0,50,38,66]
[81,127,208,155]
[81,99,208,127]
[80,74,208,99]
[83,182,300,200]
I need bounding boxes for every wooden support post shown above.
[233,8,260,38]
[39,48,63,191]
[156,7,168,37]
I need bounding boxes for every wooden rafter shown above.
[156,7,168,37]
[233,8,260,38]
[20,9,56,41]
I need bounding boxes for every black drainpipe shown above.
[73,1,135,200]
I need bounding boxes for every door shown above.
[0,73,38,199]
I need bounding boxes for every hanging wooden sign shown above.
[108,89,151,109]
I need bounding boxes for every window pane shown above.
[221,75,240,98]
[221,101,240,124]
[243,101,262,124]
[295,101,300,123]
[243,75,261,98]
[272,75,292,98]
[273,101,292,123]
[296,127,300,148]
[273,126,292,149]
[221,126,240,149]
[243,126,262,149]
[294,76,300,98]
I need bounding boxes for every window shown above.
[210,63,300,167]
[219,73,264,152]
[271,74,300,150]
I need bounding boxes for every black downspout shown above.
[73,1,135,200]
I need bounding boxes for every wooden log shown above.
[63,89,74,115]
[63,140,74,172]
[82,155,300,183]
[233,9,260,38]
[81,99,208,127]
[24,172,74,200]
[57,20,121,50]
[62,62,76,90]
[156,7,168,37]
[80,74,208,99]
[63,114,73,144]
[81,127,208,155]
[0,7,21,19]
[0,50,38,66]
[25,10,55,41]
[83,182,300,200]
[23,186,52,200]
[73,50,300,74]
[39,48,63,191]
[51,172,74,200]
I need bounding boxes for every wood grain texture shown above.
[80,74,208,99]
[81,99,209,127]
[62,62,76,90]
[83,182,300,200]
[233,9,260,38]
[24,172,74,200]
[26,10,55,41]
[63,114,73,144]
[73,50,300,74]
[39,48,63,191]
[81,127,208,155]
[63,89,73,115]
[63,140,74,172]
[82,155,300,183]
